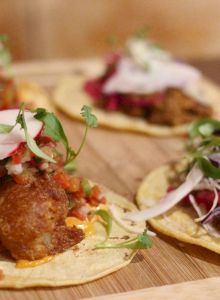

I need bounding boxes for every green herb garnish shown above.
[189,118,220,138]
[0,104,97,167]
[64,160,77,173]
[34,105,97,167]
[96,209,112,239]
[80,105,98,128]
[34,108,74,161]
[96,229,152,250]
[95,210,152,250]
[197,157,220,179]
[0,35,11,68]
[17,106,55,163]
[0,123,14,133]
[188,118,220,179]
[135,25,150,40]
[82,179,92,197]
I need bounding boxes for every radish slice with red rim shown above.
[0,109,43,160]
[0,144,20,160]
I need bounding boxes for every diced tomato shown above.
[99,196,107,204]
[90,185,101,198]
[53,171,71,190]
[73,188,84,200]
[87,198,99,207]
[68,208,87,221]
[69,177,81,193]
[11,153,23,164]
[37,135,55,145]
[11,143,26,164]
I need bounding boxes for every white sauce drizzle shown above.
[103,38,202,102]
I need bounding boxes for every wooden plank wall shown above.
[0,0,220,61]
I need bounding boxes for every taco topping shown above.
[0,106,152,265]
[125,118,220,238]
[84,37,212,126]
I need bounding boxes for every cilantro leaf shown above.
[34,106,97,166]
[81,105,98,128]
[69,106,98,160]
[134,25,150,39]
[0,34,11,67]
[190,118,220,138]
[95,229,152,250]
[82,179,92,197]
[34,108,76,163]
[34,108,69,148]
[18,107,55,163]
[197,157,220,179]
[0,124,14,133]
[96,209,112,238]
[64,160,76,173]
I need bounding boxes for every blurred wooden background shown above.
[1,0,220,61]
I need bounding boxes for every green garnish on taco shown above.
[126,118,220,253]
[0,106,152,288]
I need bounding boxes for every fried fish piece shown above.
[0,174,84,260]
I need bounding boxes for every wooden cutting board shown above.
[1,59,220,300]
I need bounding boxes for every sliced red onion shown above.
[124,164,203,222]
[203,206,220,225]
[208,153,220,168]
[193,179,213,191]
[189,194,205,219]
[194,179,218,222]
[208,153,220,164]
[189,194,220,238]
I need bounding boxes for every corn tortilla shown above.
[17,81,54,112]
[137,164,220,254]
[0,184,145,288]
[53,62,220,136]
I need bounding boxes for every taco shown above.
[0,106,152,288]
[53,36,220,136]
[124,118,220,253]
[0,35,53,111]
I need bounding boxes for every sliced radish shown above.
[0,143,19,160]
[124,164,203,222]
[0,109,43,160]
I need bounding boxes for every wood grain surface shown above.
[2,1,220,60]
[1,59,220,299]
